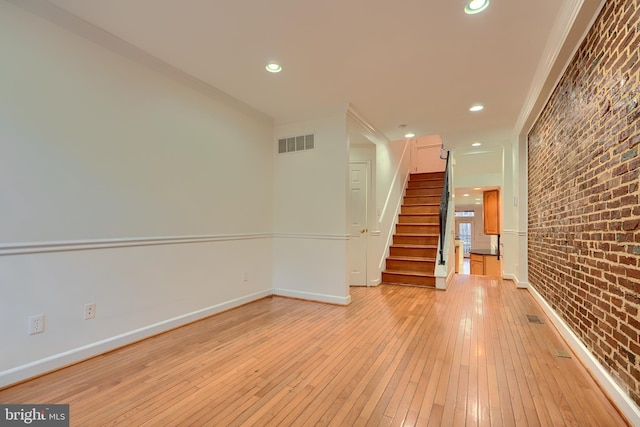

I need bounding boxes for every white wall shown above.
[273,111,350,304]
[373,138,411,277]
[452,148,503,190]
[502,142,521,283]
[0,1,274,386]
[410,135,446,173]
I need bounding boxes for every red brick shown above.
[614,329,629,347]
[612,296,624,308]
[628,315,640,331]
[624,219,640,231]
[621,324,638,341]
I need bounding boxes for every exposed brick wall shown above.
[528,0,640,407]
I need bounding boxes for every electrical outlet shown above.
[28,314,45,335]
[84,303,96,320]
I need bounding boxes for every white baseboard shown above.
[503,273,528,288]
[0,289,272,388]
[503,273,517,282]
[528,285,640,426]
[517,279,529,289]
[273,288,351,305]
[436,267,454,290]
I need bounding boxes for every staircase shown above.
[381,171,445,287]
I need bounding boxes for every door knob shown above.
[360,228,367,233]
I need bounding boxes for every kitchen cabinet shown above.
[470,253,484,275]
[470,250,502,276]
[483,189,500,235]
[484,254,501,276]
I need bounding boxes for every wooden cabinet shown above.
[470,252,502,276]
[483,189,500,235]
[470,253,485,275]
[484,255,501,277]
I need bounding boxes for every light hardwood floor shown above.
[0,275,629,426]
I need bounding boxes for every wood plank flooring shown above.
[0,275,629,426]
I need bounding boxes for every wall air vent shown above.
[278,134,314,154]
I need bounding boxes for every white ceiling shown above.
[40,0,603,150]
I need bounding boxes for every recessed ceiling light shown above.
[465,0,489,14]
[405,133,415,138]
[473,187,481,190]
[472,142,482,147]
[463,193,470,197]
[469,104,484,112]
[265,62,282,73]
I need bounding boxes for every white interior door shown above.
[348,162,368,286]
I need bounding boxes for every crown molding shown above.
[347,104,390,145]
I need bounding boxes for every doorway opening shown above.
[458,221,472,257]
[455,210,474,257]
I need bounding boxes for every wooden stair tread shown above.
[394,233,439,237]
[387,256,436,262]
[382,270,435,277]
[390,244,438,248]
[410,176,443,181]
[381,282,435,288]
[402,202,440,209]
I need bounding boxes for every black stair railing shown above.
[438,148,450,265]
